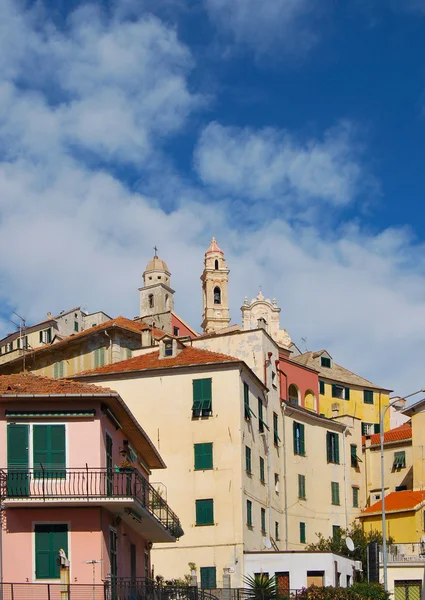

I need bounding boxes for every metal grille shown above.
[395,580,422,600]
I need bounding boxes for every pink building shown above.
[278,352,320,413]
[0,373,183,589]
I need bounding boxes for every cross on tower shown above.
[154,245,158,257]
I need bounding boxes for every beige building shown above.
[201,238,231,334]
[139,252,175,334]
[241,291,292,348]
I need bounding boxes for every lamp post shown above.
[381,389,425,592]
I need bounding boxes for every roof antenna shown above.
[10,312,27,371]
[301,337,308,353]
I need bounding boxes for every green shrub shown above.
[296,583,389,600]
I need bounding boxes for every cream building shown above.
[241,292,292,348]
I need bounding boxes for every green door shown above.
[106,433,113,496]
[35,524,68,579]
[7,424,29,496]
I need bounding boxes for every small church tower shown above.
[139,249,175,333]
[201,238,231,333]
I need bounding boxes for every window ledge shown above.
[195,523,215,527]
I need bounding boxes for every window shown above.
[53,361,64,378]
[245,446,252,474]
[326,432,340,464]
[260,457,265,483]
[258,398,269,432]
[300,522,306,544]
[33,425,66,477]
[173,326,179,336]
[272,371,277,387]
[396,485,407,492]
[361,422,374,436]
[126,348,132,359]
[39,328,52,344]
[7,341,13,352]
[274,473,279,494]
[196,499,214,525]
[394,451,406,469]
[164,340,173,357]
[319,381,325,395]
[273,413,280,445]
[298,474,306,500]
[332,385,350,400]
[244,383,256,419]
[288,384,299,405]
[331,482,340,505]
[321,356,331,368]
[261,508,266,533]
[35,524,68,579]
[247,500,253,526]
[352,487,359,508]
[74,321,79,332]
[94,347,106,368]
[200,567,216,589]
[213,287,221,304]
[364,390,374,404]
[192,379,212,417]
[333,525,341,539]
[214,259,219,270]
[17,336,28,350]
[194,443,213,470]
[293,422,305,456]
[351,444,361,468]
[275,521,280,540]
[148,294,154,308]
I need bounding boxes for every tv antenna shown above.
[301,337,308,353]
[10,311,27,371]
[85,559,102,600]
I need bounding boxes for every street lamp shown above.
[381,389,425,592]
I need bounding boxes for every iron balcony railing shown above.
[0,466,184,539]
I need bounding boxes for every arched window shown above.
[288,384,299,406]
[304,390,317,413]
[148,294,154,308]
[215,259,219,270]
[214,287,221,304]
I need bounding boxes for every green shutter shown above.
[332,384,337,397]
[374,423,381,434]
[200,567,216,589]
[39,331,43,343]
[394,451,406,468]
[294,422,305,455]
[245,446,252,473]
[260,457,265,482]
[35,524,68,579]
[247,500,252,526]
[258,398,263,432]
[33,425,66,477]
[192,379,212,413]
[299,424,305,455]
[7,424,29,496]
[364,390,374,404]
[53,362,64,378]
[196,499,214,525]
[353,487,359,508]
[300,522,306,543]
[194,443,213,470]
[344,387,350,400]
[261,508,266,532]
[273,413,280,444]
[351,444,357,467]
[335,434,340,464]
[298,474,306,499]
[244,383,249,418]
[319,381,325,395]
[331,482,340,505]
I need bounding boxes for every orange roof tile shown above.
[0,373,115,396]
[363,423,412,447]
[76,346,240,377]
[361,490,425,516]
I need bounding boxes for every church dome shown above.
[144,255,169,274]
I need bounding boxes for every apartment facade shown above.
[0,373,182,586]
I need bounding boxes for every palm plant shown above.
[243,574,280,600]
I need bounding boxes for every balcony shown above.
[0,467,184,542]
[380,543,425,564]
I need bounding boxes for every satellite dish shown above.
[263,537,272,549]
[345,537,355,552]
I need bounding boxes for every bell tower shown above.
[201,238,231,333]
[139,249,174,333]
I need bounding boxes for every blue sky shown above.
[1,0,425,396]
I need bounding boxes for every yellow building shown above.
[0,316,164,378]
[292,350,391,432]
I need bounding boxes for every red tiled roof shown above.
[361,490,425,516]
[0,373,114,396]
[363,423,412,446]
[76,346,240,377]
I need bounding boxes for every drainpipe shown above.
[281,402,289,549]
[343,426,349,529]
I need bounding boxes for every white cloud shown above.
[194,121,367,208]
[204,0,320,56]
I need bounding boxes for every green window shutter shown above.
[321,357,331,368]
[39,330,43,343]
[319,381,325,395]
[35,524,68,579]
[8,424,29,469]
[74,321,79,332]
[33,425,65,476]
[350,444,357,468]
[247,500,252,526]
[294,422,305,455]
[245,446,252,473]
[298,474,306,499]
[364,390,374,404]
[261,508,266,532]
[244,383,250,418]
[54,362,64,378]
[394,451,406,468]
[361,422,368,436]
[334,434,340,464]
[194,443,213,470]
[260,457,265,482]
[273,413,280,444]
[344,387,350,400]
[352,487,359,508]
[326,432,331,462]
[200,567,216,589]
[196,499,214,525]
[374,423,381,434]
[333,525,341,540]
[331,384,338,398]
[258,398,264,432]
[275,521,279,540]
[331,482,340,505]
[192,379,212,413]
[299,423,305,455]
[293,422,298,454]
[300,522,306,544]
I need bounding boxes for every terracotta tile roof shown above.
[360,490,425,516]
[292,350,391,391]
[0,373,115,396]
[76,346,240,377]
[363,423,412,447]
